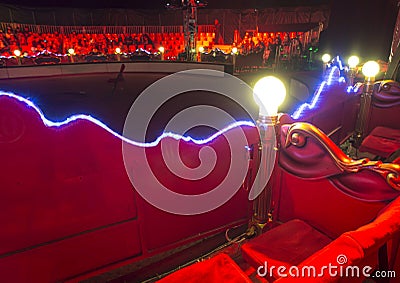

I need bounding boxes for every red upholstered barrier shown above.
[0,93,256,282]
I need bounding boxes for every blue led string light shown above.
[0,91,255,147]
[291,65,345,119]
[0,48,160,60]
[1,57,354,138]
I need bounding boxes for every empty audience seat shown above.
[359,126,400,158]
[242,219,332,279]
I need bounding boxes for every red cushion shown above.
[275,234,365,282]
[360,126,400,158]
[369,126,400,140]
[156,253,252,283]
[241,219,332,279]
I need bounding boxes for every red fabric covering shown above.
[345,196,400,256]
[156,253,252,283]
[276,234,365,283]
[241,219,332,279]
[274,197,400,282]
[359,126,400,158]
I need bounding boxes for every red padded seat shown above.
[241,219,332,279]
[359,126,400,158]
[157,253,252,283]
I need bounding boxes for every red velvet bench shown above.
[241,219,332,280]
[359,126,400,158]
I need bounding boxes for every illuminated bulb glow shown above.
[362,61,380,78]
[232,47,238,54]
[348,56,359,68]
[13,50,21,57]
[0,91,255,147]
[253,76,286,116]
[115,47,121,54]
[68,48,75,55]
[322,53,331,63]
[198,46,204,53]
[158,46,165,53]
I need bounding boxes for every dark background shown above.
[319,0,399,60]
[0,0,329,9]
[0,0,398,60]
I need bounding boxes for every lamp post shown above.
[347,55,360,86]
[13,49,22,65]
[354,60,380,145]
[158,46,165,61]
[321,53,331,75]
[231,47,238,72]
[250,76,286,234]
[68,48,75,63]
[198,46,204,62]
[115,47,122,62]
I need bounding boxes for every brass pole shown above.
[354,76,375,146]
[249,115,279,235]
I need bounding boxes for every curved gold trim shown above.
[285,122,400,191]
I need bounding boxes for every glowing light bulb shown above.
[322,53,331,63]
[232,47,238,54]
[13,49,21,57]
[253,76,286,116]
[158,46,165,53]
[362,61,380,78]
[348,55,359,68]
[198,46,204,53]
[68,48,75,55]
[115,47,121,54]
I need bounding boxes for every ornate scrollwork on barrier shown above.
[284,122,370,173]
[373,80,400,108]
[282,122,400,192]
[374,163,400,191]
